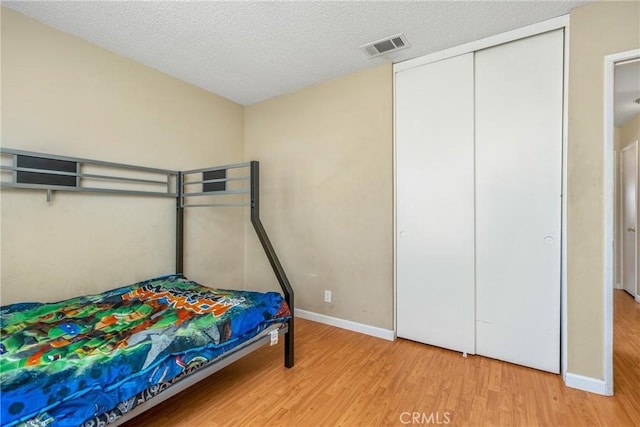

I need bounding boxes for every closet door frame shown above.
[393,14,569,379]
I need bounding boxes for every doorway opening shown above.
[605,49,640,396]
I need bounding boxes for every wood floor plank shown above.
[125,290,639,426]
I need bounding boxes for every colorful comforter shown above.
[0,275,291,427]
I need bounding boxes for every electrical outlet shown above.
[324,290,332,303]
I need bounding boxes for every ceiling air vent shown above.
[361,33,410,58]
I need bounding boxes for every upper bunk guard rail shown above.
[184,176,249,186]
[0,147,178,198]
[182,189,250,197]
[182,161,252,174]
[179,161,252,208]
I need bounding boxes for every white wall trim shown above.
[561,23,570,383]
[565,372,608,395]
[603,48,640,397]
[394,15,569,73]
[636,295,640,304]
[295,309,395,341]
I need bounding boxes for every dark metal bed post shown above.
[250,161,294,368]
[176,171,184,276]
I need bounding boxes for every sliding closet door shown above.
[475,30,563,373]
[396,54,475,354]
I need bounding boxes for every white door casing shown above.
[603,49,640,396]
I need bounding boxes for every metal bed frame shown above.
[0,147,294,424]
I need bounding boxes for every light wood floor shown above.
[127,290,639,426]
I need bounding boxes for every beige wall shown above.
[620,114,640,148]
[614,127,622,288]
[0,8,245,304]
[244,65,393,329]
[567,0,640,379]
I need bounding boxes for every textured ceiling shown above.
[615,61,640,128]
[5,1,591,106]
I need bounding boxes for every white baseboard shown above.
[636,295,640,304]
[565,372,609,395]
[294,308,395,341]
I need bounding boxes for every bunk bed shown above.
[0,148,294,427]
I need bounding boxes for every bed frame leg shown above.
[285,318,294,368]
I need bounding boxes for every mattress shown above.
[0,275,291,427]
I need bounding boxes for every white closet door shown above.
[396,53,475,354]
[475,30,563,373]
